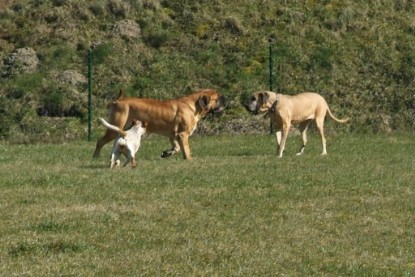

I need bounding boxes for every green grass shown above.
[1,133,415,275]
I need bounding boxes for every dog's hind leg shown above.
[315,117,327,155]
[123,149,136,168]
[130,156,137,168]
[122,157,130,167]
[296,120,312,156]
[94,130,118,159]
[110,154,116,168]
[110,152,118,168]
[122,156,134,168]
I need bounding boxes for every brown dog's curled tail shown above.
[116,89,124,100]
[106,89,125,109]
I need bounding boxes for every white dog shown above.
[99,118,147,168]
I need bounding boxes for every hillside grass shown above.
[1,0,415,142]
[1,133,414,275]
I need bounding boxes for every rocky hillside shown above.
[1,0,414,143]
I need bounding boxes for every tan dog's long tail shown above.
[327,108,350,123]
[99,118,127,137]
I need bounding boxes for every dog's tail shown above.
[99,118,127,137]
[106,90,125,109]
[327,108,350,124]
[116,89,124,100]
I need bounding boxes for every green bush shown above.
[40,90,63,117]
[92,43,113,65]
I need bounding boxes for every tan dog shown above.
[99,118,147,168]
[245,91,349,157]
[93,89,225,160]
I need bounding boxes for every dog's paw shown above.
[161,150,172,158]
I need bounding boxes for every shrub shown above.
[89,2,105,16]
[143,29,172,48]
[38,45,77,69]
[224,16,245,36]
[92,43,113,65]
[39,90,63,117]
[107,0,129,18]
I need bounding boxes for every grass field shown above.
[1,132,414,276]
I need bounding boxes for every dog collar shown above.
[270,103,276,113]
[270,96,279,113]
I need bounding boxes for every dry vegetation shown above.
[0,0,414,143]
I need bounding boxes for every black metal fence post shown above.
[268,38,274,92]
[87,48,93,141]
[268,38,275,134]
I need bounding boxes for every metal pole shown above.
[87,48,93,141]
[268,38,274,134]
[268,39,273,92]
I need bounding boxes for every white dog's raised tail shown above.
[99,118,127,137]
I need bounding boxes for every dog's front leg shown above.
[178,132,192,160]
[275,130,282,155]
[278,124,290,158]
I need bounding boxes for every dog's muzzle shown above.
[244,101,259,115]
[212,95,226,114]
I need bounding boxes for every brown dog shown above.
[245,91,349,157]
[93,89,225,160]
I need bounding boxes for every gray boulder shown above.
[112,19,141,39]
[58,70,87,87]
[2,47,39,77]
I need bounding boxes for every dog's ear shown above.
[257,92,264,104]
[261,91,270,104]
[258,91,271,111]
[198,95,209,109]
[131,119,138,126]
[142,121,148,128]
